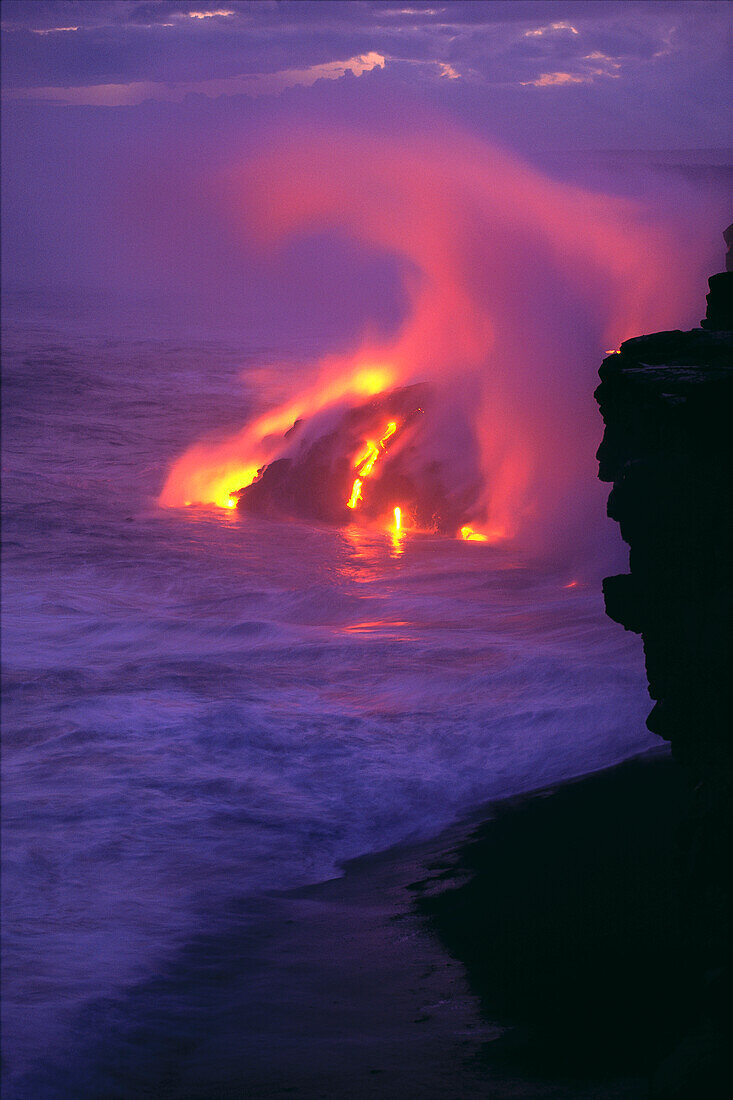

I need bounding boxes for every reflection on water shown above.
[1,297,655,1094]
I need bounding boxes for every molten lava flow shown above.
[460,525,488,542]
[354,442,380,476]
[380,420,397,447]
[160,122,701,552]
[160,364,395,510]
[345,419,400,510]
[347,478,363,509]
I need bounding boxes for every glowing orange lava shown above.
[160,124,696,551]
[345,419,399,510]
[347,478,363,509]
[390,505,405,554]
[354,442,380,476]
[460,525,488,542]
[380,421,397,447]
[160,364,394,510]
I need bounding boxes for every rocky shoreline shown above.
[13,259,730,1100]
[223,252,732,1099]
[594,259,732,1094]
[173,750,692,1100]
[416,749,686,1096]
[420,247,732,1097]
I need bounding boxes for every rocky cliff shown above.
[415,242,732,1098]
[595,246,732,1094]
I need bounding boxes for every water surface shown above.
[1,291,654,1093]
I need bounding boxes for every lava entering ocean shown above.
[159,124,702,552]
[232,382,481,536]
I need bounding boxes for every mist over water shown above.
[3,119,729,1094]
[2,0,730,1078]
[0,288,659,1094]
[159,126,723,560]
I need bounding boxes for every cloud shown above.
[518,48,624,88]
[0,0,728,150]
[583,51,622,75]
[3,52,387,106]
[186,9,235,18]
[438,62,460,79]
[29,25,80,36]
[524,21,579,38]
[520,71,586,87]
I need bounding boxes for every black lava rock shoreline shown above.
[25,261,729,1100]
[415,749,690,1095]
[421,255,732,1097]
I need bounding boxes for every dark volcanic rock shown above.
[701,272,733,331]
[595,267,733,1094]
[595,328,733,767]
[236,382,481,535]
[417,754,692,1084]
[702,224,733,329]
[415,245,732,1098]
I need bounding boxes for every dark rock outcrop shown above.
[405,240,731,1097]
[236,382,482,534]
[595,248,733,1094]
[701,272,733,330]
[596,328,733,769]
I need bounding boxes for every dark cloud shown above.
[0,1,729,152]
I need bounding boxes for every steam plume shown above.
[160,124,705,554]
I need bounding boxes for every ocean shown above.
[1,289,655,1095]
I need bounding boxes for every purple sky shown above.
[1,0,729,140]
[1,1,730,552]
[2,1,730,323]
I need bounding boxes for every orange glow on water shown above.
[390,506,404,555]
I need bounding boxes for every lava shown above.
[390,505,404,554]
[346,419,400,511]
[354,443,380,477]
[460,525,488,542]
[232,383,471,530]
[159,123,697,554]
[159,364,394,511]
[347,478,363,510]
[379,420,398,446]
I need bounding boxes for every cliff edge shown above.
[595,241,732,1095]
